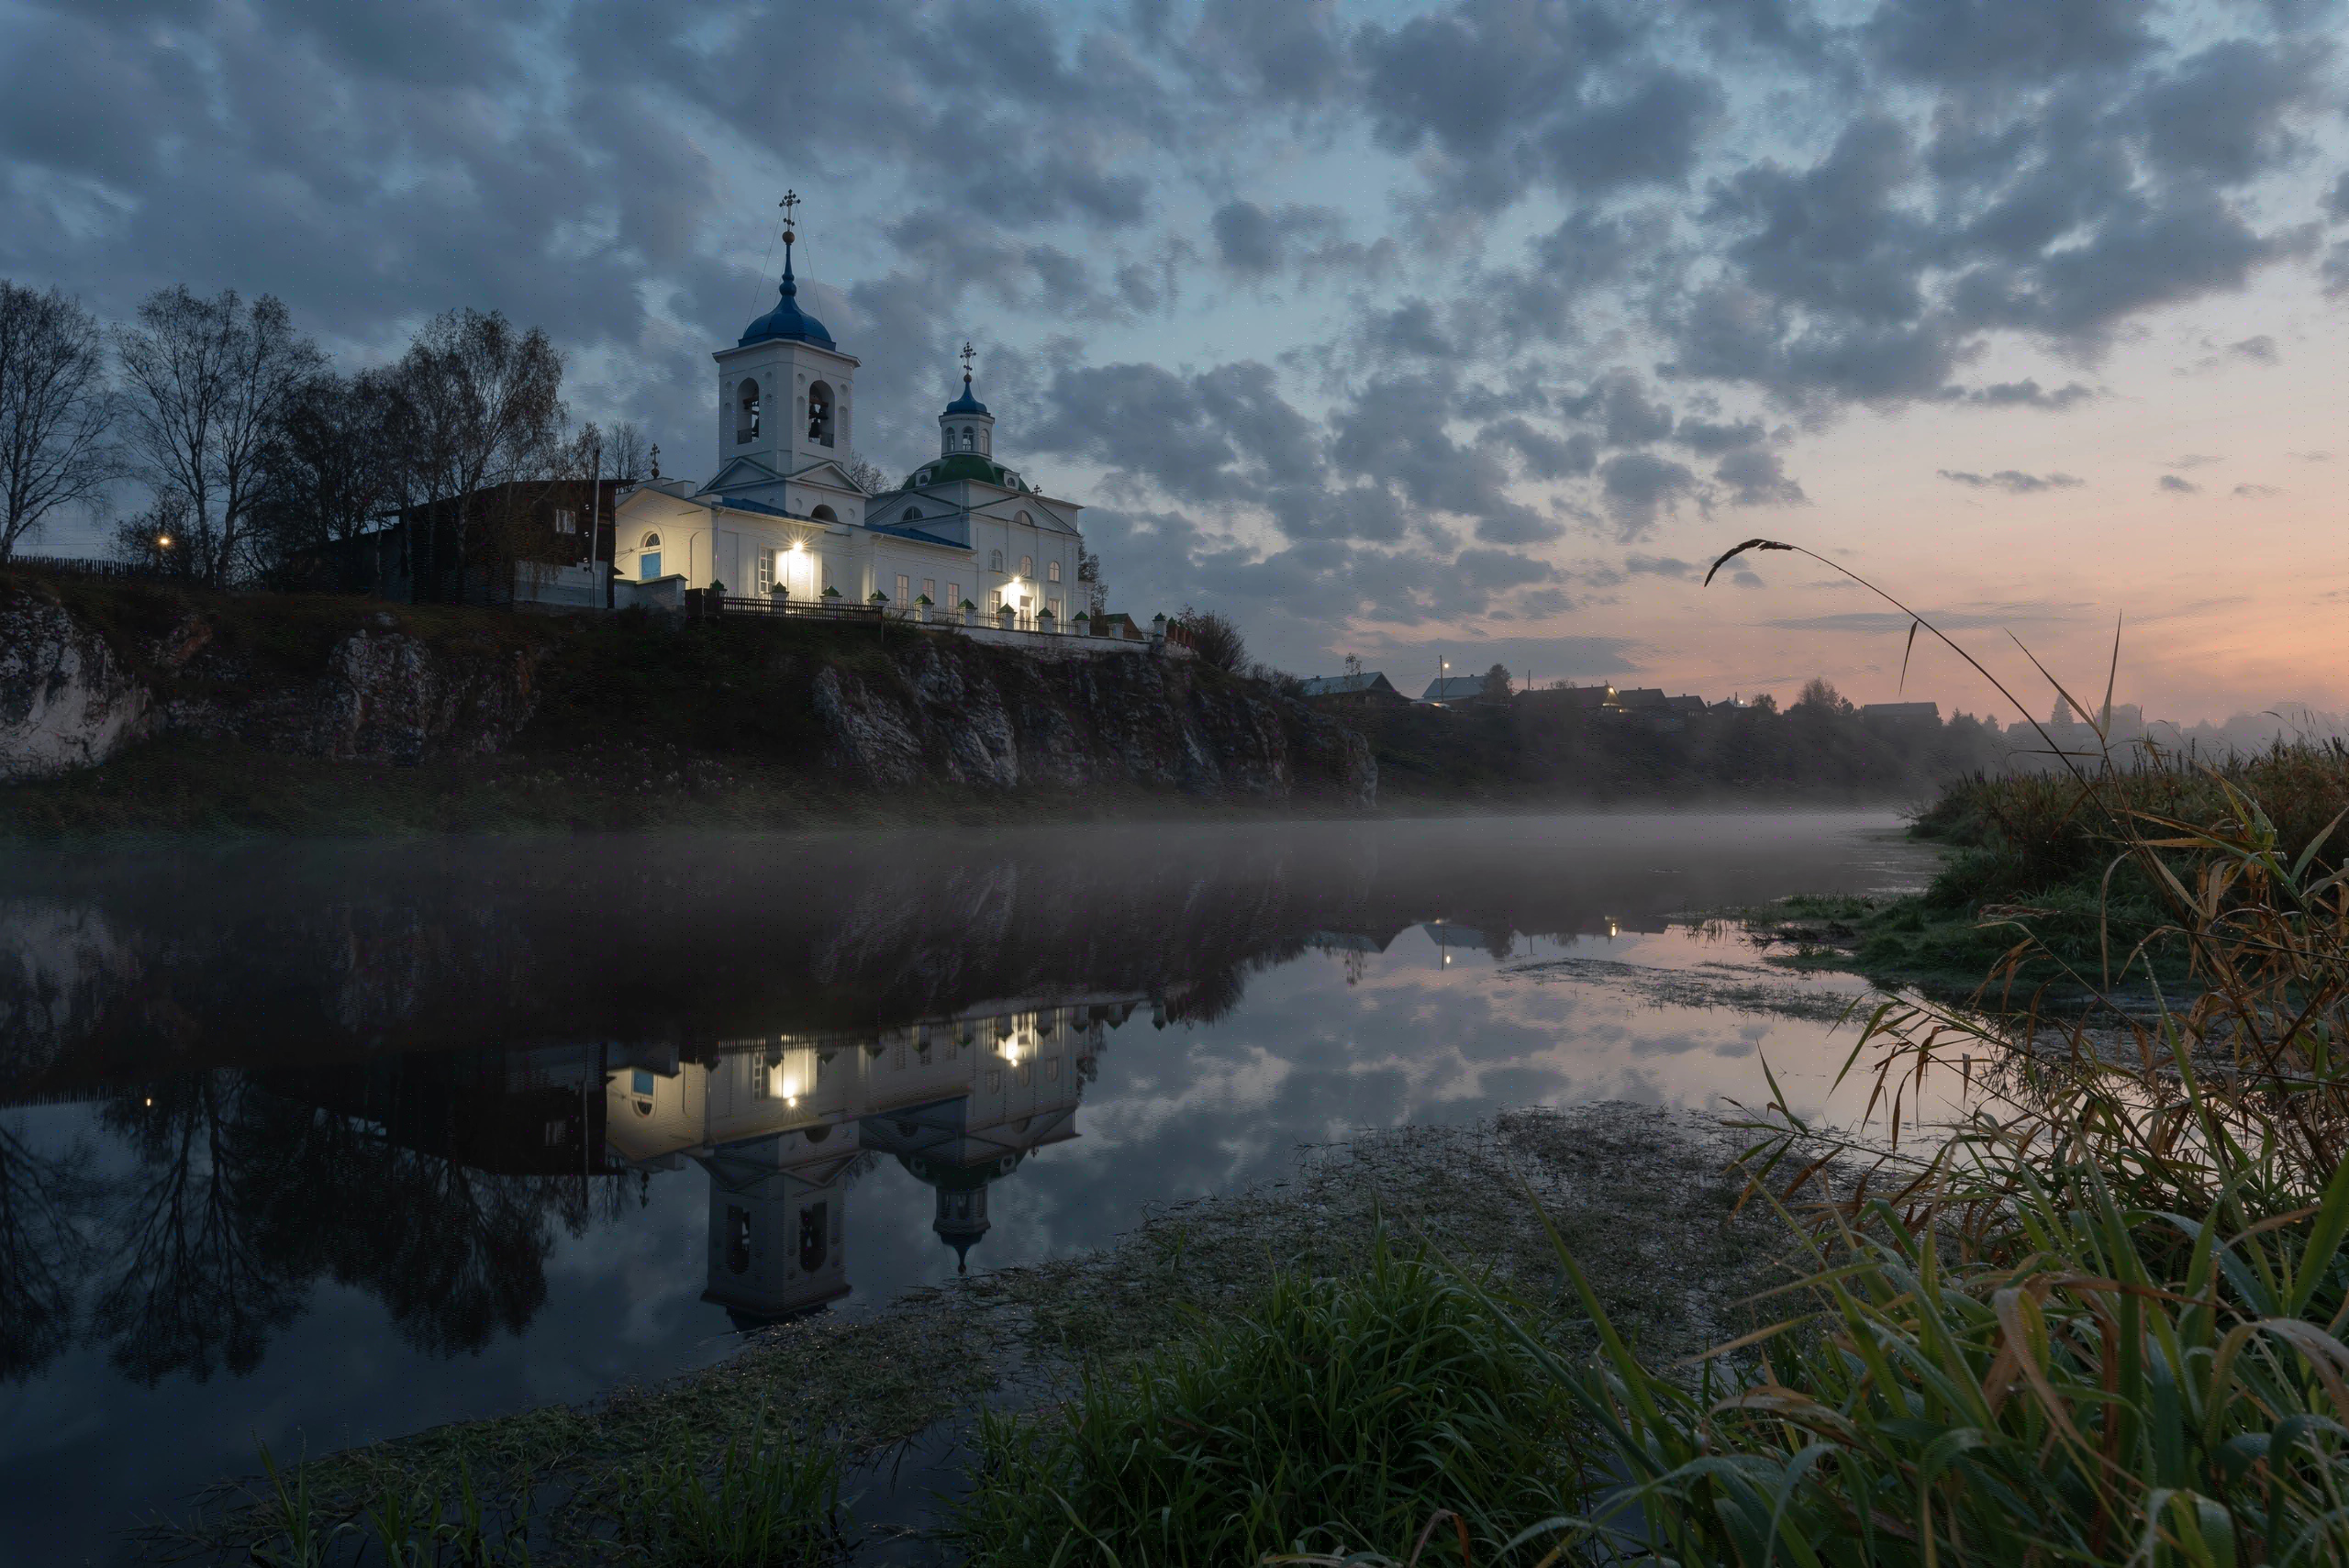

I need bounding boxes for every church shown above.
[611,211,1090,632]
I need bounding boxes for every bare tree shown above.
[839,449,890,495]
[1077,543,1108,617]
[395,308,563,600]
[0,282,116,562]
[106,493,193,574]
[599,420,649,487]
[1175,604,1248,673]
[117,288,323,585]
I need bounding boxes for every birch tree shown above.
[117,288,322,584]
[0,281,115,562]
[395,309,562,598]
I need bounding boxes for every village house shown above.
[1298,672,1410,709]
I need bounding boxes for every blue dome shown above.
[740,259,834,349]
[943,373,989,416]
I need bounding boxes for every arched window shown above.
[902,506,923,523]
[807,380,835,447]
[1013,510,1031,528]
[989,549,1004,573]
[735,379,760,444]
[641,533,661,550]
[810,504,838,523]
[961,427,975,450]
[638,532,662,582]
[1019,554,1033,579]
[1047,560,1061,583]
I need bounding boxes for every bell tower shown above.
[939,341,996,458]
[712,192,861,485]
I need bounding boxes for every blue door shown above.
[639,550,661,581]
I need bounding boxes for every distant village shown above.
[1297,664,2170,762]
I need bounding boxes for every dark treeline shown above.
[0,276,648,590]
[1362,677,2009,801]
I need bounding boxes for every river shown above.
[0,810,1936,1564]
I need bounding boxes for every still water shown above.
[0,811,1934,1563]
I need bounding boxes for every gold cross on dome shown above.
[960,341,976,376]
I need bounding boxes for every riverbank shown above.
[150,1103,1780,1563]
[1714,745,2349,997]
[2,568,1375,834]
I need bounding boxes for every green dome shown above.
[905,452,1029,490]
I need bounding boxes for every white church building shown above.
[610,222,1092,634]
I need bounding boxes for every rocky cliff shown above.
[808,636,1374,804]
[0,573,1374,811]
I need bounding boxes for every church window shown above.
[1014,510,1031,528]
[1019,555,1032,579]
[810,504,838,523]
[1048,596,1062,624]
[1047,560,1061,583]
[797,1203,829,1273]
[989,589,1002,614]
[807,381,835,447]
[755,551,773,594]
[896,573,909,605]
[736,379,760,444]
[921,577,935,603]
[902,506,923,523]
[961,427,975,450]
[947,581,960,607]
[988,550,1003,573]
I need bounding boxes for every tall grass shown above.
[1496,543,2349,1565]
[605,1402,842,1566]
[956,1245,1575,1567]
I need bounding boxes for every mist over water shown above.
[0,812,1932,1563]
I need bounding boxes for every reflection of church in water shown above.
[600,995,1150,1323]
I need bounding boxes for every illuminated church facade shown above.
[610,207,1091,633]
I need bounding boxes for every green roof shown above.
[905,452,1029,490]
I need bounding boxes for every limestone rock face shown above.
[0,592,155,780]
[3,575,1374,809]
[807,638,1376,807]
[1,578,544,776]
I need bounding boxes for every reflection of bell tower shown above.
[695,1129,857,1326]
[918,1158,1019,1273]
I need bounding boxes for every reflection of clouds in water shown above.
[0,812,1953,1563]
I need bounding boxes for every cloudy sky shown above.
[6,0,2346,721]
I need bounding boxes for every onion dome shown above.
[739,234,834,349]
[943,371,989,416]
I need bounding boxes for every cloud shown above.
[2157,473,2200,494]
[2232,483,2281,497]
[1937,469,2086,493]
[1945,379,2098,409]
[1598,452,1701,535]
[1714,447,1808,506]
[2168,453,2222,469]
[1864,0,2156,84]
[1765,606,2077,634]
